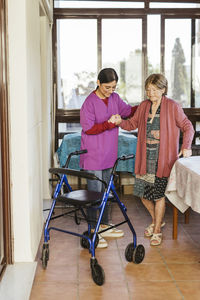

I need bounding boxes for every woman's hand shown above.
[178,149,192,158]
[114,114,122,125]
[108,114,122,125]
[108,114,117,123]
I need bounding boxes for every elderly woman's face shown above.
[146,83,165,103]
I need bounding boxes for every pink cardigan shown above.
[120,96,195,178]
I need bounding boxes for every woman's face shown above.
[97,80,117,98]
[146,83,165,103]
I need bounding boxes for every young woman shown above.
[80,68,137,248]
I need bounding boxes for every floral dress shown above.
[133,105,168,201]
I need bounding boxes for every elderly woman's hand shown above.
[178,149,192,158]
[113,114,122,125]
[108,114,122,125]
[108,114,117,123]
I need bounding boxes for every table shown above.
[165,156,200,238]
[56,132,137,174]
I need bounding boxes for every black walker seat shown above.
[41,150,145,286]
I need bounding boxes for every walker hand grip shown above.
[64,149,87,168]
[112,154,135,174]
[120,154,135,161]
[73,149,87,156]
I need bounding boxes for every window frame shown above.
[53,4,200,149]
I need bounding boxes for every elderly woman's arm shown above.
[175,104,195,157]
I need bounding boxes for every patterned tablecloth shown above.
[56,132,137,174]
[165,156,200,213]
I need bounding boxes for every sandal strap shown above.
[150,233,162,245]
[144,224,154,236]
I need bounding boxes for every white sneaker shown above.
[97,234,108,248]
[99,224,124,238]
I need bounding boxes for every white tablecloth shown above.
[165,156,200,213]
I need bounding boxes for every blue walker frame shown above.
[42,150,145,285]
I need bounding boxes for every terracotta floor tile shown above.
[30,282,77,300]
[128,281,183,300]
[125,263,172,282]
[168,263,200,280]
[189,234,200,246]
[79,282,129,300]
[33,263,78,283]
[176,281,200,300]
[159,247,200,264]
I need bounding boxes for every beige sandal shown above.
[150,233,162,246]
[144,222,166,237]
[144,224,154,237]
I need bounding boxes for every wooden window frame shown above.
[0,0,12,279]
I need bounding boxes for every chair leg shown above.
[173,205,178,240]
[184,208,190,224]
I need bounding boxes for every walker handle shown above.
[112,154,135,174]
[119,154,135,161]
[64,149,87,168]
[72,149,87,156]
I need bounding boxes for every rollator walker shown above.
[41,150,145,286]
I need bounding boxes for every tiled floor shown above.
[30,195,200,300]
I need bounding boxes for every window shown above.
[53,2,200,148]
[57,19,97,109]
[54,1,144,9]
[165,19,191,107]
[102,19,142,104]
[56,18,143,109]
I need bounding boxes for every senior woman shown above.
[113,73,194,246]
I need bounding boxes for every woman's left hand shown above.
[178,149,192,158]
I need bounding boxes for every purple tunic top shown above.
[80,91,132,170]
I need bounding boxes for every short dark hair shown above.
[145,73,168,95]
[97,68,118,84]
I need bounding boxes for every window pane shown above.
[150,2,198,8]
[102,19,142,105]
[147,15,160,75]
[57,19,97,109]
[193,19,200,107]
[165,19,191,107]
[54,1,144,8]
[196,122,200,144]
[58,123,81,145]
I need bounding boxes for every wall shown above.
[7,0,53,262]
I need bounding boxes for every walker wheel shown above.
[80,231,99,249]
[133,244,145,264]
[125,243,134,262]
[41,243,49,269]
[91,259,105,286]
